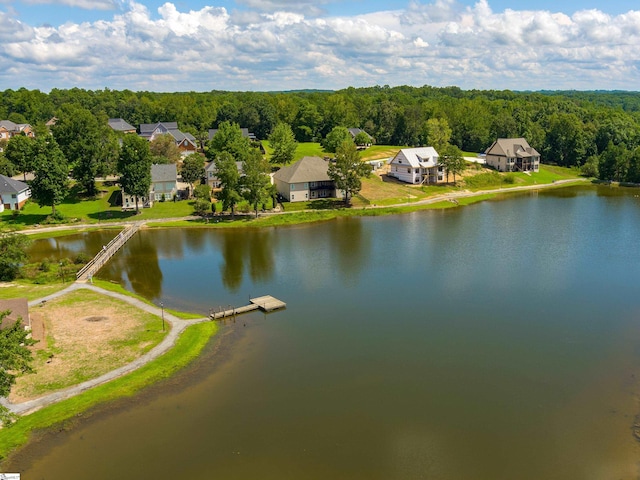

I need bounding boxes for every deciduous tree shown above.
[440,145,466,183]
[322,126,352,153]
[241,149,271,218]
[0,231,30,281]
[327,140,370,205]
[268,122,297,165]
[4,134,34,181]
[149,134,182,164]
[30,136,69,216]
[118,135,152,213]
[180,153,205,197]
[215,151,242,219]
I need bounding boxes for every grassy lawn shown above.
[0,320,217,464]
[358,174,456,206]
[359,145,401,161]
[10,289,169,402]
[462,165,582,191]
[0,183,196,230]
[0,281,70,301]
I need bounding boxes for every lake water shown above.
[11,185,640,479]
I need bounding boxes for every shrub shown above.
[503,173,516,184]
[74,252,91,264]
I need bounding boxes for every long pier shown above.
[210,295,286,319]
[76,222,143,281]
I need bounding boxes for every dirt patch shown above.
[9,289,166,403]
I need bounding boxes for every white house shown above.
[388,147,443,184]
[0,174,31,211]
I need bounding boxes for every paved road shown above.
[1,283,211,416]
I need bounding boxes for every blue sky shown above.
[2,0,640,92]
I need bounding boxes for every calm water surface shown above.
[11,185,640,479]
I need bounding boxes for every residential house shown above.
[205,160,243,189]
[108,118,136,134]
[348,128,373,148]
[0,174,31,211]
[484,138,540,172]
[273,156,339,202]
[139,122,197,154]
[388,147,443,184]
[0,120,35,141]
[121,164,178,210]
[0,298,31,331]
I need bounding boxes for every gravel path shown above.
[1,283,210,416]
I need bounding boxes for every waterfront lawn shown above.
[0,182,196,229]
[0,321,217,464]
[9,289,170,403]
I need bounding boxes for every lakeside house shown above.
[139,122,197,154]
[388,147,443,184]
[122,164,178,210]
[205,160,244,189]
[484,138,540,172]
[0,298,31,331]
[0,174,31,211]
[273,156,340,202]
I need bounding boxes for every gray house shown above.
[122,164,178,210]
[484,138,540,173]
[0,174,31,211]
[273,156,339,202]
[108,118,136,134]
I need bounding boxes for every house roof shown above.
[208,128,257,141]
[0,298,30,329]
[485,138,540,158]
[151,163,178,183]
[392,147,440,168]
[108,118,136,132]
[140,122,179,135]
[0,174,29,194]
[348,128,371,139]
[205,160,244,174]
[273,156,332,184]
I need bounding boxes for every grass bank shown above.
[0,320,218,465]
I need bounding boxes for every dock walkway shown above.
[210,295,286,319]
[76,222,143,281]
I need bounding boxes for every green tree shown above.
[241,149,271,218]
[4,134,34,181]
[424,118,452,152]
[0,231,30,281]
[626,147,640,183]
[322,126,352,153]
[207,121,251,162]
[193,184,211,215]
[30,136,69,216]
[327,140,370,205]
[0,310,36,426]
[180,153,205,197]
[0,150,14,177]
[440,145,466,183]
[52,104,105,196]
[215,151,242,219]
[149,134,182,164]
[580,155,600,178]
[268,122,297,165]
[353,131,372,147]
[118,135,152,213]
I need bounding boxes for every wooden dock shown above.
[210,295,286,319]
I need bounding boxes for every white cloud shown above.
[2,0,640,91]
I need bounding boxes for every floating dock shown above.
[210,295,286,319]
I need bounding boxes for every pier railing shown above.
[76,223,142,281]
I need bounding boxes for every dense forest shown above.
[1,85,640,182]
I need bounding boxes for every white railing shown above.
[76,223,142,280]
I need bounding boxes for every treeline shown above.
[1,85,640,180]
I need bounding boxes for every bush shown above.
[39,258,52,272]
[503,173,516,184]
[74,252,91,264]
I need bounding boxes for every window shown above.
[304,183,309,189]
[290,184,295,190]
[407,168,411,173]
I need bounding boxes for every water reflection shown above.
[217,229,275,291]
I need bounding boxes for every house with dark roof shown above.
[205,160,244,189]
[139,122,197,154]
[0,174,31,211]
[484,138,540,172]
[208,127,257,142]
[0,298,31,331]
[348,128,373,148]
[0,120,34,140]
[121,164,178,210]
[388,147,443,184]
[273,156,340,202]
[108,118,136,134]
